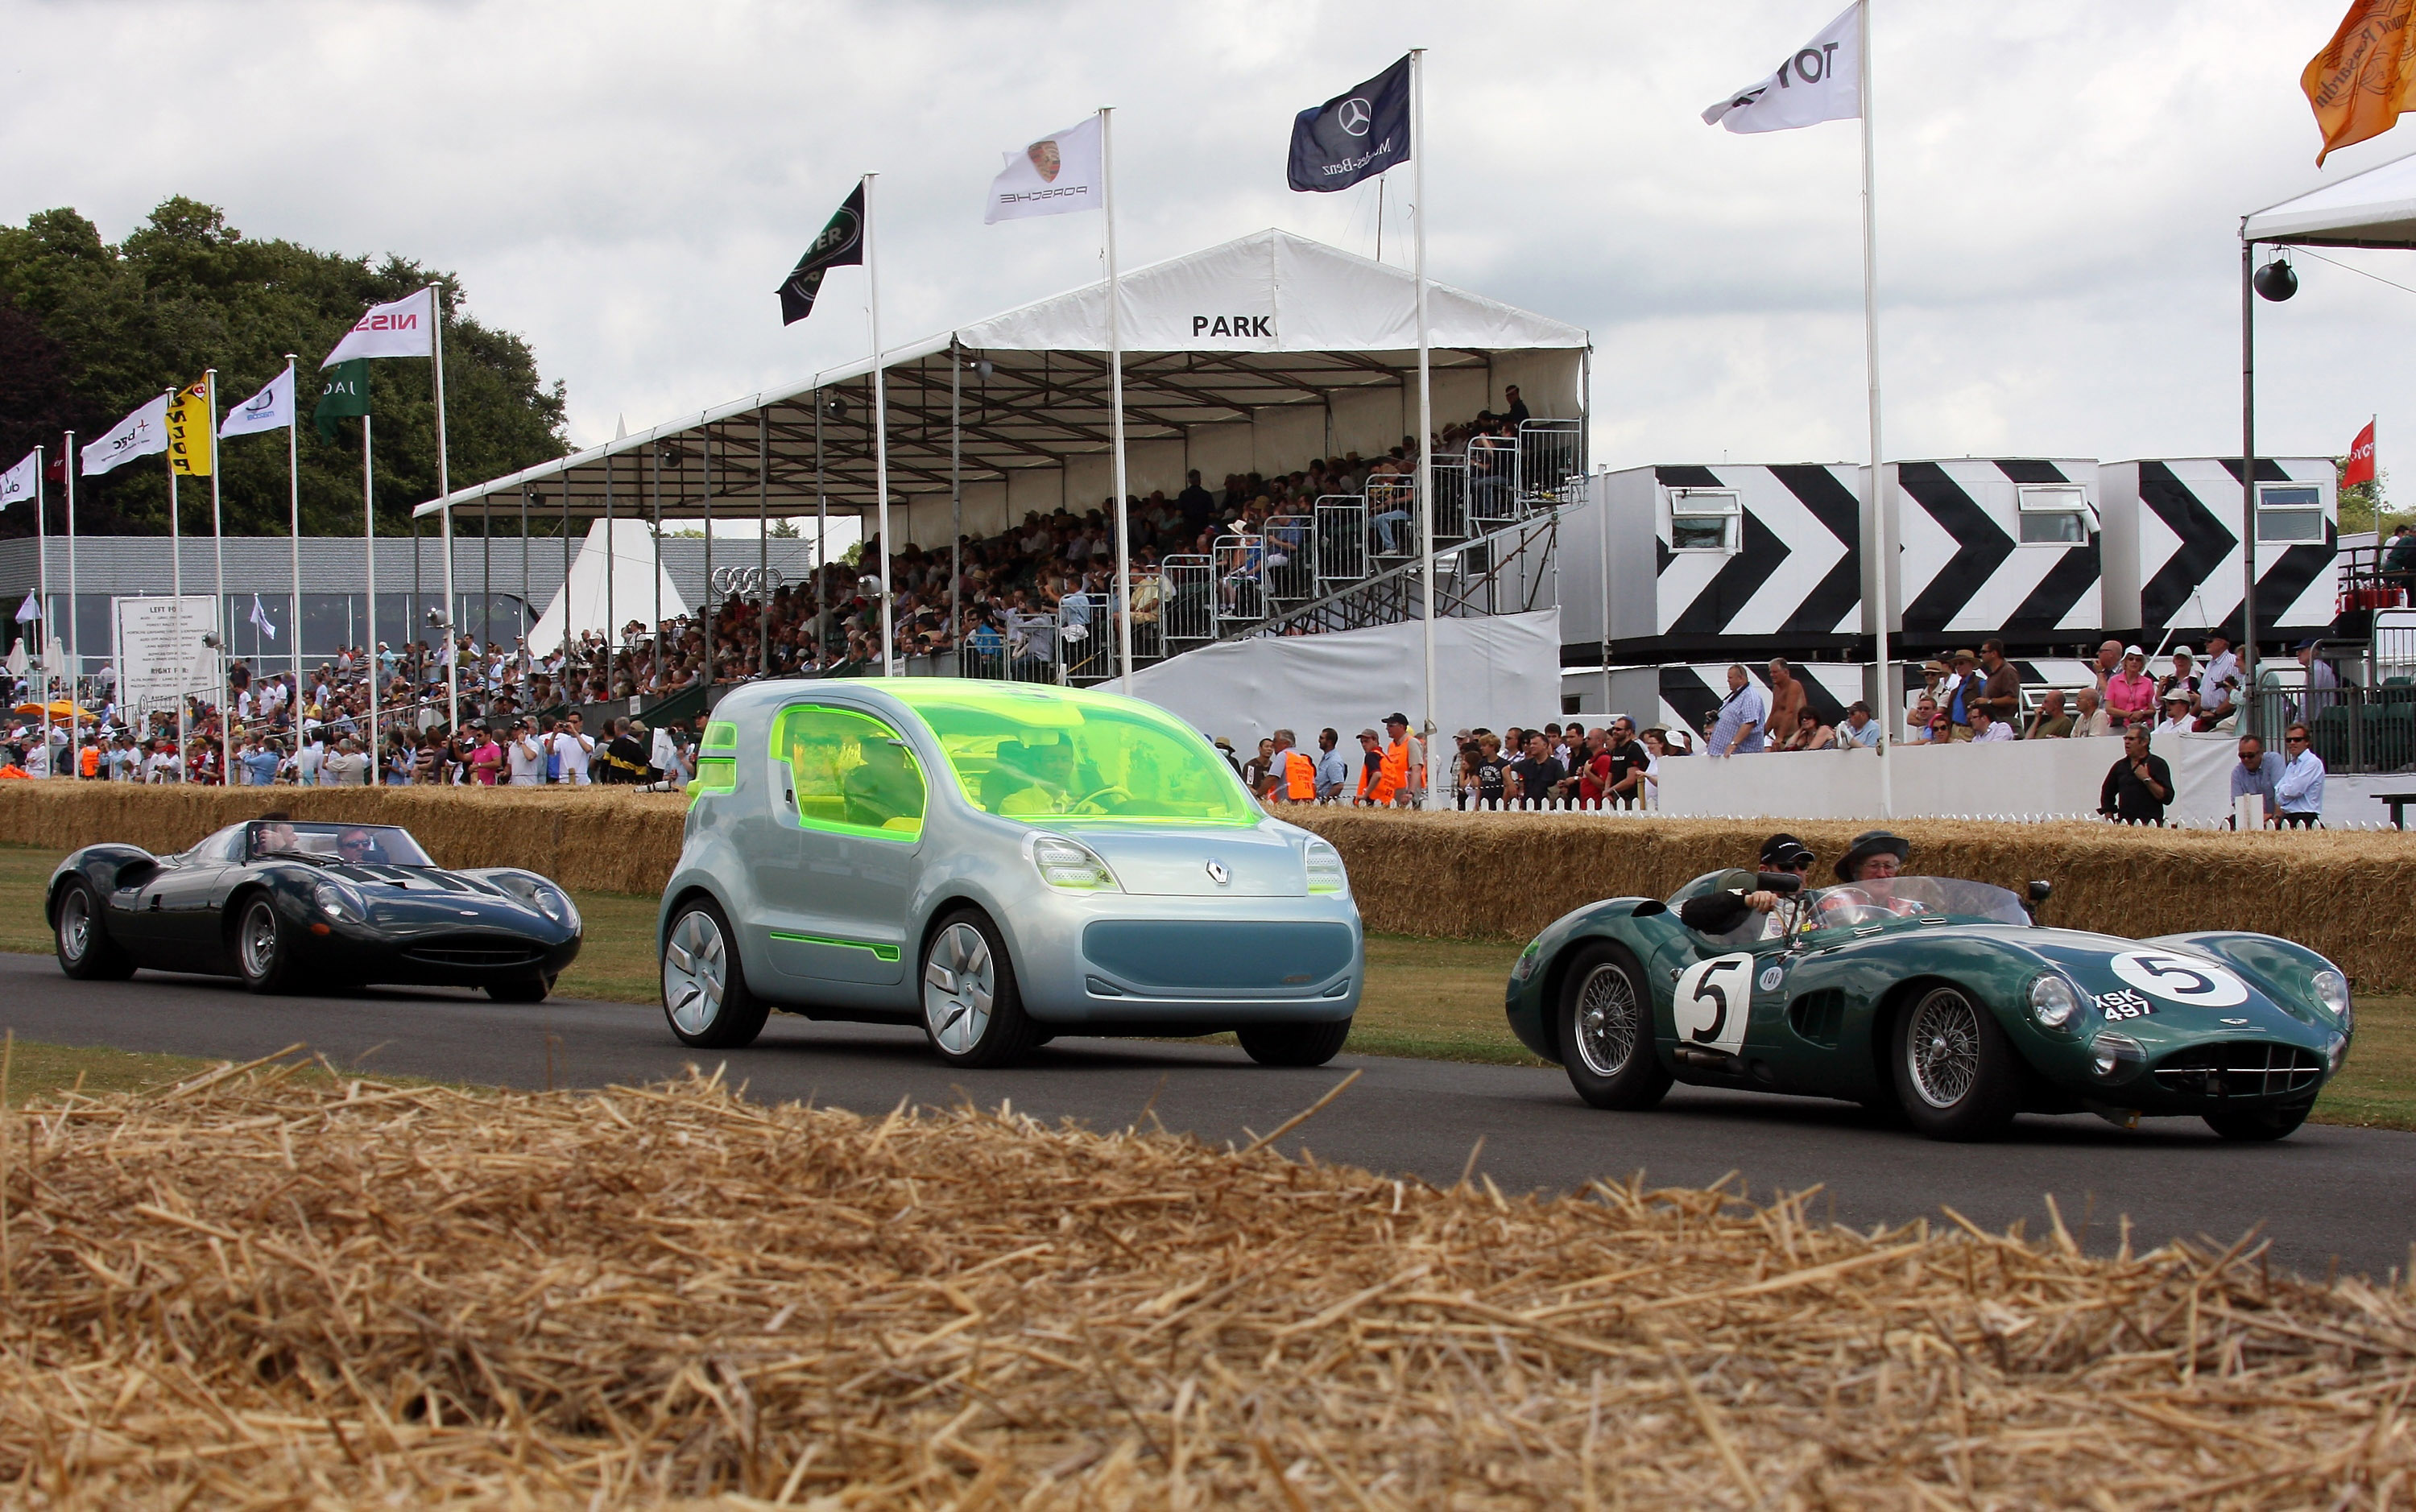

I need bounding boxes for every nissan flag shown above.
[777,184,866,326]
[80,393,170,477]
[220,362,295,439]
[986,114,1103,223]
[0,449,36,511]
[1289,55,1411,192]
[321,287,435,366]
[1702,2,1863,134]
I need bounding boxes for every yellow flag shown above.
[165,378,213,477]
[2305,0,2416,166]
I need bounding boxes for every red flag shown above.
[2347,418,2378,487]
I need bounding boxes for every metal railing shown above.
[2247,681,2416,775]
[1366,477,1418,560]
[1160,555,1215,645]
[1263,514,1315,603]
[1210,532,1267,634]
[1313,496,1367,590]
[1467,435,1519,530]
[1516,419,1587,510]
[1431,455,1471,543]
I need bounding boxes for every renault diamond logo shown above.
[1338,97,1372,137]
[1205,859,1231,886]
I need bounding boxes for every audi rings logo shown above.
[1337,97,1372,137]
[710,566,787,597]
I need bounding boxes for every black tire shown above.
[486,973,552,1004]
[1238,1018,1352,1068]
[53,879,134,981]
[234,894,298,994]
[660,899,769,1049]
[2205,1101,2314,1142]
[919,907,1041,1069]
[1892,984,2024,1141]
[1555,942,1672,1110]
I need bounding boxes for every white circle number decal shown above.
[1673,953,1756,1056]
[2108,950,2248,1008]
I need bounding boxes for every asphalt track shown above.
[3,952,2408,1281]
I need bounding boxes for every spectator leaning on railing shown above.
[1839,701,1882,749]
[2232,733,2282,828]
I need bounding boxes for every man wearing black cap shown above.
[1380,712,1423,808]
[1676,833,1818,939]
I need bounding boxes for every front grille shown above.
[403,939,544,969]
[2151,1042,2323,1099]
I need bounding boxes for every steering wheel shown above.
[1069,783,1131,814]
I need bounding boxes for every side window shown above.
[774,705,926,842]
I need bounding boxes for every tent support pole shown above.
[1412,48,1437,804]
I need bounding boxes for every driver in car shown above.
[249,813,299,859]
[841,737,922,828]
[1677,833,1818,938]
[336,827,383,865]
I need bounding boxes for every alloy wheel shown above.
[1905,988,1982,1109]
[664,910,727,1035]
[923,921,995,1056]
[1573,962,1639,1076]
[239,902,279,980]
[58,890,89,963]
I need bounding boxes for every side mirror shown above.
[2024,880,2052,920]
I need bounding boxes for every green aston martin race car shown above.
[1503,861,2354,1142]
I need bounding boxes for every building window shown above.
[2257,484,2324,543]
[1667,489,1740,553]
[2016,484,2089,545]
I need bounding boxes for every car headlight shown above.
[1032,835,1119,891]
[2029,974,2080,1031]
[2311,969,2350,1027]
[1303,838,1349,896]
[2089,1031,2145,1083]
[1510,940,1543,984]
[312,880,366,923]
[493,873,580,931]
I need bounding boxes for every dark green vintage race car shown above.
[1504,870,2354,1141]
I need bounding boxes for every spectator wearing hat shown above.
[1941,649,1980,733]
[1351,729,1384,804]
[2157,648,2199,713]
[2277,722,2326,828]
[2104,646,2157,726]
[1380,712,1423,806]
[2099,724,2173,824]
[1839,700,1882,749]
[2152,689,2196,737]
[1709,664,1767,757]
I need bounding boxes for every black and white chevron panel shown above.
[1891,459,2102,642]
[1654,661,1863,743]
[2098,458,2338,640]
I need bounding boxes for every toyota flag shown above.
[1289,55,1411,193]
[2347,418,2378,488]
[986,114,1103,223]
[778,184,866,326]
[321,287,435,366]
[1702,2,1864,134]
[0,450,36,511]
[81,393,170,477]
[221,362,295,439]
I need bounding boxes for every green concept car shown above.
[1503,835,2353,1142]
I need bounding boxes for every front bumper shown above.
[282,892,583,989]
[999,887,1363,1027]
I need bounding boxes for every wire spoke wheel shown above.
[1905,988,1983,1109]
[663,910,727,1036]
[1573,963,1639,1077]
[239,901,279,981]
[58,890,89,964]
[923,922,995,1057]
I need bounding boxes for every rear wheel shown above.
[1238,1019,1352,1068]
[920,909,1041,1069]
[1893,985,2022,1141]
[2205,1101,2313,1141]
[54,880,134,981]
[661,900,768,1048]
[486,973,553,1004]
[1556,943,1671,1110]
[236,896,296,994]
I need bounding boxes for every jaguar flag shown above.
[1702,2,1863,134]
[321,287,434,366]
[2306,0,2416,165]
[778,183,866,325]
[1288,54,1411,192]
[0,449,36,511]
[986,114,1103,223]
[220,362,295,439]
[165,378,213,477]
[81,393,169,477]
[2347,417,2379,488]
[315,360,370,444]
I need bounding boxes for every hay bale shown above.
[1290,809,2416,991]
[0,1062,2407,1506]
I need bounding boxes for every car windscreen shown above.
[246,821,433,867]
[903,689,1259,824]
[1793,877,2029,932]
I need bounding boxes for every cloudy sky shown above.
[3,0,2410,484]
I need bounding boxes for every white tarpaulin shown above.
[1127,609,1562,755]
[953,228,1588,355]
[2244,148,2416,249]
[527,518,690,655]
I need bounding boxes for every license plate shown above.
[2095,988,2155,1022]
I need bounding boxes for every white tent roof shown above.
[2244,148,2416,248]
[527,518,690,656]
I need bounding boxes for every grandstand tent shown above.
[414,229,1590,552]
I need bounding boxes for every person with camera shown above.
[507,718,547,786]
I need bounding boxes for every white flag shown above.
[1702,2,1863,134]
[985,114,1104,224]
[321,286,435,366]
[220,363,295,438]
[81,394,170,477]
[14,593,37,623]
[0,450,37,510]
[249,595,277,642]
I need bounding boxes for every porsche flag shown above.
[321,287,435,366]
[0,450,36,511]
[778,183,866,326]
[166,379,213,477]
[2347,418,2379,488]
[986,114,1103,223]
[1702,2,1863,134]
[2305,0,2416,166]
[81,393,169,477]
[1289,55,1411,192]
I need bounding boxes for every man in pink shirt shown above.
[2104,645,2157,728]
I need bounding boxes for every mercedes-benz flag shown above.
[778,184,866,326]
[321,287,435,366]
[1289,55,1411,193]
[81,393,170,477]
[986,114,1103,223]
[1702,2,1863,134]
[221,363,295,439]
[0,450,37,510]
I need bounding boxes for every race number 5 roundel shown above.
[1673,953,1756,1056]
[2108,950,2248,1008]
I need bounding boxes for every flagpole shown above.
[2240,239,2261,739]
[1101,106,1135,696]
[864,172,894,677]
[1857,0,1894,820]
[64,432,78,779]
[167,388,186,778]
[1412,47,1437,804]
[285,357,300,692]
[35,446,49,778]
[209,370,231,787]
[365,411,379,765]
[431,283,458,732]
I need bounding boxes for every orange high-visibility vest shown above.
[1281,749,1315,801]
[1375,742,1409,804]
[79,745,99,779]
